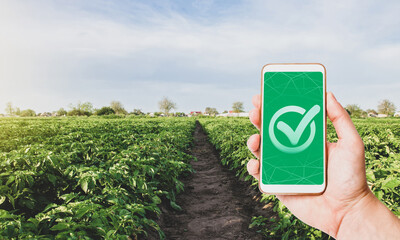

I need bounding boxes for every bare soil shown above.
[159,122,273,239]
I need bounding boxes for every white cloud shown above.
[0,0,399,113]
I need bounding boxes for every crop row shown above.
[199,118,400,239]
[0,118,196,239]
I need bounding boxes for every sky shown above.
[0,0,400,114]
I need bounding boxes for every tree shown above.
[67,109,86,116]
[5,102,13,115]
[175,112,186,117]
[110,101,127,115]
[131,109,144,116]
[57,108,68,116]
[69,101,93,113]
[377,99,396,115]
[205,107,218,116]
[20,109,36,117]
[14,107,21,116]
[80,102,93,113]
[158,97,176,116]
[95,107,115,116]
[68,101,93,116]
[232,102,244,113]
[345,104,363,118]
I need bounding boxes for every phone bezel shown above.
[259,63,327,195]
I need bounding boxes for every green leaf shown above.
[75,206,91,219]
[0,196,5,205]
[106,230,115,238]
[60,193,78,204]
[43,203,58,212]
[366,169,375,182]
[6,194,15,209]
[47,174,57,186]
[152,196,162,205]
[382,178,400,190]
[6,176,15,186]
[170,201,182,211]
[0,209,17,220]
[81,179,89,193]
[51,222,69,231]
[375,190,384,200]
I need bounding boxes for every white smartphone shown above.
[259,63,327,195]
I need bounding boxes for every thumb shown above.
[326,92,361,143]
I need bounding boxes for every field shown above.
[200,117,400,239]
[1,117,400,239]
[0,117,196,239]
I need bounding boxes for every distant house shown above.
[368,112,377,117]
[394,112,400,117]
[188,111,202,117]
[377,114,388,118]
[40,112,52,117]
[190,111,202,115]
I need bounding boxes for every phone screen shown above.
[262,71,325,185]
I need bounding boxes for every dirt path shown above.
[160,122,271,239]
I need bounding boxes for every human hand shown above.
[247,92,400,239]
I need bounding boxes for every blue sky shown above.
[1,0,400,113]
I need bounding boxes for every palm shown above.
[276,140,368,236]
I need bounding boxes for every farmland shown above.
[1,117,400,239]
[199,117,400,239]
[0,117,196,239]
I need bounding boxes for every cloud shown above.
[0,0,399,113]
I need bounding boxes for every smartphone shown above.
[259,63,326,195]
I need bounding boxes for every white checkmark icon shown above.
[277,105,321,145]
[269,105,320,153]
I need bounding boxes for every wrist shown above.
[336,190,400,239]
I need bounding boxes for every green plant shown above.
[199,118,400,239]
[0,117,196,239]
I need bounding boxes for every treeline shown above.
[2,101,147,117]
[1,97,246,118]
[345,99,397,118]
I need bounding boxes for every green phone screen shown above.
[262,71,324,185]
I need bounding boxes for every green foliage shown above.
[232,102,244,113]
[67,109,91,117]
[56,108,68,117]
[0,117,196,239]
[345,104,366,118]
[131,109,145,116]
[68,102,94,116]
[95,107,115,116]
[377,99,396,116]
[199,118,400,239]
[204,107,218,116]
[19,109,36,117]
[110,101,127,115]
[158,97,176,116]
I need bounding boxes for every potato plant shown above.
[0,118,196,239]
[199,118,400,240]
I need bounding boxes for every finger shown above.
[247,159,260,180]
[252,94,261,109]
[247,134,260,158]
[326,92,361,142]
[250,109,261,130]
